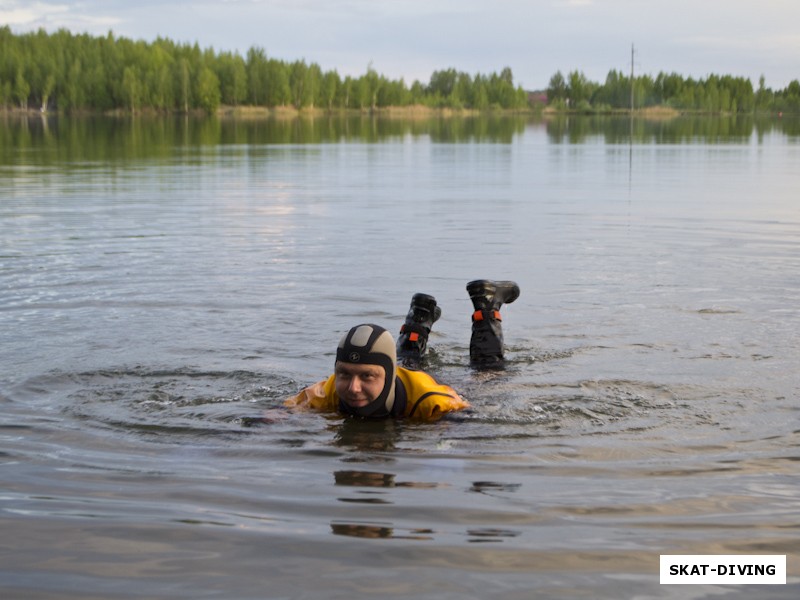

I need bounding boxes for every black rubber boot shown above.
[397,293,442,367]
[466,280,520,369]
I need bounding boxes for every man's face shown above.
[334,362,386,409]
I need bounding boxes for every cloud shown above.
[1,0,120,31]
[0,1,67,26]
[678,33,800,54]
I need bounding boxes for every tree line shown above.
[0,27,530,113]
[3,27,797,115]
[547,69,800,114]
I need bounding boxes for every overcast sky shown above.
[3,0,798,90]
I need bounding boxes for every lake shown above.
[1,113,798,599]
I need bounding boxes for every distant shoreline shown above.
[0,104,529,119]
[2,104,784,120]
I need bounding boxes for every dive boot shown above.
[466,280,520,368]
[397,293,442,366]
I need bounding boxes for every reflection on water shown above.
[0,113,528,167]
[544,113,800,143]
[1,113,798,170]
[331,470,524,542]
[1,114,799,599]
[330,419,401,453]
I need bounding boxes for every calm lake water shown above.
[1,113,798,599]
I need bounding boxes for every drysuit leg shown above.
[397,293,441,368]
[467,279,520,369]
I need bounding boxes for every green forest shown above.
[0,27,529,113]
[546,69,800,114]
[1,27,798,115]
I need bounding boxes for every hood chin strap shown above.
[339,376,407,420]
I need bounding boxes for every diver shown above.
[284,279,520,421]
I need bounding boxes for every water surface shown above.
[1,114,799,599]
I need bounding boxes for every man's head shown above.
[334,324,397,418]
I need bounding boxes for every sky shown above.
[2,0,798,90]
